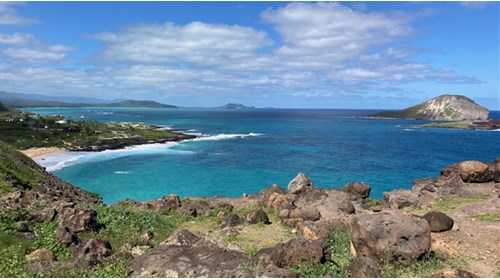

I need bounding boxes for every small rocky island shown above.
[372,94,490,121]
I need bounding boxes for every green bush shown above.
[32,221,71,261]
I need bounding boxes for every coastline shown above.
[21,147,68,160]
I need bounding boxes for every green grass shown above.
[293,228,351,278]
[81,204,192,250]
[471,211,500,222]
[32,221,72,261]
[432,194,491,213]
[420,121,472,129]
[381,253,446,278]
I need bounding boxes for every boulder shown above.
[26,248,54,262]
[259,184,286,202]
[162,229,200,246]
[137,230,154,246]
[181,201,210,217]
[54,227,78,246]
[77,238,113,266]
[350,213,431,266]
[493,158,500,183]
[345,257,381,278]
[384,189,418,209]
[15,221,30,232]
[423,211,454,232]
[145,194,181,211]
[255,266,298,278]
[289,206,321,221]
[55,203,97,233]
[431,269,478,278]
[444,161,493,183]
[343,182,371,200]
[287,173,314,194]
[130,235,253,277]
[339,199,356,214]
[220,213,243,229]
[270,238,331,268]
[298,221,330,240]
[264,193,292,210]
[246,209,271,225]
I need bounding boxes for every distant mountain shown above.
[219,103,255,109]
[105,100,177,108]
[0,91,177,108]
[0,91,116,104]
[0,102,10,112]
[371,94,489,121]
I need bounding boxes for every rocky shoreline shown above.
[1,143,499,277]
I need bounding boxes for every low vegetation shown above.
[420,121,473,129]
[431,194,491,213]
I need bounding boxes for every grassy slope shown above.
[371,103,427,119]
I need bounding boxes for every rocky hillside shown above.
[372,94,489,121]
[1,138,499,277]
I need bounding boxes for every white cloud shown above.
[3,47,66,62]
[460,2,490,10]
[0,2,39,25]
[88,22,272,64]
[0,32,34,44]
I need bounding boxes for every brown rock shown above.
[423,211,454,232]
[255,266,298,278]
[162,229,200,246]
[287,173,314,194]
[220,213,242,229]
[181,201,210,217]
[343,182,371,200]
[137,230,154,246]
[384,189,418,209]
[54,227,78,246]
[351,213,431,266]
[270,238,331,268]
[26,248,54,262]
[264,193,292,210]
[431,269,478,278]
[147,194,181,211]
[259,184,286,202]
[55,203,97,233]
[339,199,356,214]
[289,206,321,221]
[493,158,500,183]
[281,217,304,228]
[457,161,492,183]
[346,257,381,278]
[77,239,113,266]
[246,209,270,225]
[431,236,460,259]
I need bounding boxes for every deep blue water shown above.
[25,108,500,204]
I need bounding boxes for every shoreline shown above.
[21,147,68,160]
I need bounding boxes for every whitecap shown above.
[114,171,129,174]
[191,133,263,141]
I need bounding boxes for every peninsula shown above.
[372,94,490,121]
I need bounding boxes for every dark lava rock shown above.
[345,256,381,278]
[493,158,500,183]
[384,189,418,209]
[431,269,479,278]
[287,173,314,194]
[351,213,431,266]
[255,266,298,278]
[289,206,321,221]
[181,201,210,217]
[220,213,243,229]
[259,183,287,202]
[270,238,331,268]
[55,203,98,233]
[54,227,78,246]
[15,221,30,232]
[145,194,181,211]
[442,161,493,183]
[423,211,454,232]
[77,238,113,266]
[339,199,356,214]
[246,209,270,225]
[343,182,371,200]
[131,234,253,277]
[162,229,200,246]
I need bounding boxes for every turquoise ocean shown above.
[25,108,500,205]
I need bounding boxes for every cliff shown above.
[372,95,489,121]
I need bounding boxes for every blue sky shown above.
[0,1,498,109]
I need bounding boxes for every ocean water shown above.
[25,108,500,205]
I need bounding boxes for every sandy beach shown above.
[21,147,68,160]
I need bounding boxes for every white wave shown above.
[39,142,192,172]
[191,133,263,141]
[114,171,129,174]
[404,129,415,131]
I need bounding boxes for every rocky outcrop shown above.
[431,269,479,278]
[351,213,431,266]
[345,256,381,278]
[372,94,489,121]
[270,238,331,268]
[342,182,371,200]
[77,239,113,266]
[287,173,313,194]
[246,209,270,225]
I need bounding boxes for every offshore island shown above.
[0,96,499,278]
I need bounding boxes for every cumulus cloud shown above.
[0,32,34,44]
[88,22,272,64]
[0,2,39,25]
[3,46,69,63]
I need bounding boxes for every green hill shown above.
[0,102,10,112]
[106,100,177,108]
